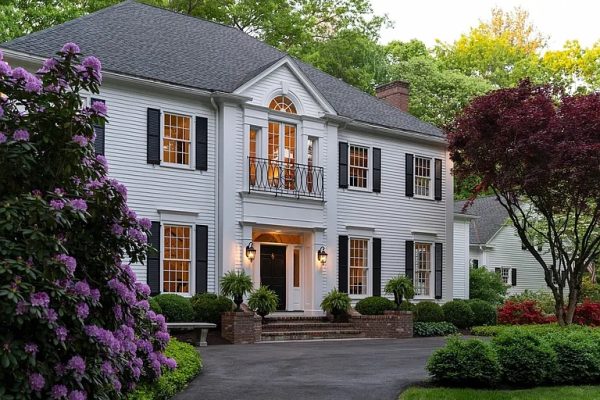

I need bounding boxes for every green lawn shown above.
[400,386,600,400]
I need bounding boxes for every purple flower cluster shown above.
[11,67,42,93]
[76,303,89,319]
[69,390,87,400]
[91,100,107,116]
[30,292,50,308]
[55,254,76,274]
[0,60,11,76]
[13,129,30,141]
[127,228,147,243]
[29,372,45,392]
[66,355,86,376]
[72,280,90,296]
[50,199,65,210]
[0,132,6,144]
[72,134,88,147]
[96,154,109,170]
[138,217,152,230]
[61,43,80,54]
[111,223,124,236]
[68,198,88,211]
[55,326,68,342]
[51,384,68,399]
[25,343,38,355]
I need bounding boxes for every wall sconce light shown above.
[317,246,328,264]
[246,242,256,262]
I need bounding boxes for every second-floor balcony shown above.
[248,156,324,200]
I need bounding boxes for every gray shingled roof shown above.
[1,0,443,138]
[455,196,509,245]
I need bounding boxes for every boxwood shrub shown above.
[427,336,500,386]
[398,301,416,312]
[414,322,458,337]
[355,296,396,315]
[149,297,163,314]
[415,302,444,322]
[130,339,202,400]
[492,329,557,386]
[154,294,194,322]
[467,299,497,326]
[545,330,600,384]
[442,300,474,329]
[190,293,233,325]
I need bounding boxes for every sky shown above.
[370,0,600,50]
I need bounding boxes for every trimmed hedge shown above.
[467,299,497,326]
[427,336,500,386]
[471,323,591,337]
[442,300,474,329]
[414,322,458,337]
[398,301,416,312]
[130,339,202,400]
[355,296,396,315]
[546,330,600,384]
[190,293,233,325]
[153,294,195,322]
[415,302,444,322]
[149,297,163,314]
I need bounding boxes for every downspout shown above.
[210,96,220,295]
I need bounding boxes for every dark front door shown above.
[260,245,286,310]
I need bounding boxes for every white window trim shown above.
[159,222,195,297]
[348,236,372,299]
[413,155,434,200]
[160,110,195,170]
[500,266,512,285]
[347,144,371,191]
[413,241,435,300]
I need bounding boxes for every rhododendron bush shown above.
[0,44,174,399]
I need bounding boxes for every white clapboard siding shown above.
[453,220,470,299]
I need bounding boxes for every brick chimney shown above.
[375,80,410,112]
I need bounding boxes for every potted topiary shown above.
[384,276,415,310]
[220,270,253,311]
[321,288,351,322]
[248,286,279,321]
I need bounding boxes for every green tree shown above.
[470,267,509,304]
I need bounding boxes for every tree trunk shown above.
[564,288,579,325]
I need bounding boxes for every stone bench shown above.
[166,322,217,347]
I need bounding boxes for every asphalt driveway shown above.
[174,337,448,400]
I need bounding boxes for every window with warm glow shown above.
[163,113,191,165]
[415,242,432,296]
[269,95,297,114]
[349,238,369,295]
[162,225,192,294]
[414,156,432,198]
[349,145,369,189]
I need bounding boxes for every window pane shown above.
[269,95,297,114]
[162,225,191,294]
[349,238,368,295]
[349,145,368,189]
[414,157,431,197]
[293,249,300,287]
[163,113,191,166]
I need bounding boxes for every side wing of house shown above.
[452,217,471,299]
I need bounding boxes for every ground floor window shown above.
[415,242,432,296]
[501,267,510,284]
[349,238,369,295]
[162,224,192,294]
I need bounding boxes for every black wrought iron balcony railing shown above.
[248,156,324,200]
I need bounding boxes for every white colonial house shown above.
[2,1,455,312]
[454,196,548,295]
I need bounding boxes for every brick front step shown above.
[263,315,328,323]
[261,322,354,332]
[261,329,364,341]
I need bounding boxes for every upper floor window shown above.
[163,113,192,166]
[269,95,297,114]
[349,145,368,189]
[414,156,432,198]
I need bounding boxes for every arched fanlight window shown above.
[269,95,297,114]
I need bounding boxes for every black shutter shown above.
[511,268,517,287]
[91,98,105,155]
[147,108,161,165]
[373,148,381,193]
[405,240,414,282]
[338,235,348,293]
[435,243,443,299]
[495,267,501,275]
[434,158,442,200]
[373,238,382,296]
[148,222,161,295]
[196,225,208,293]
[472,259,479,269]
[405,154,414,197]
[339,142,348,188]
[196,116,208,170]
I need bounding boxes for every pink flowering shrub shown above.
[0,44,175,399]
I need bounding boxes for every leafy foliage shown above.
[471,323,590,337]
[190,293,232,325]
[220,270,253,311]
[442,300,475,329]
[493,330,557,386]
[153,294,194,323]
[149,297,163,315]
[508,290,557,314]
[581,276,600,302]
[398,301,416,312]
[247,286,279,319]
[414,302,444,323]
[384,276,415,309]
[573,300,600,327]
[469,267,508,304]
[467,299,497,326]
[129,339,202,400]
[545,330,600,384]
[355,296,396,315]
[320,289,351,319]
[497,300,552,325]
[413,322,458,337]
[0,46,174,398]
[426,336,500,386]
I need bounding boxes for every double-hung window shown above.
[349,238,369,295]
[163,113,192,166]
[414,156,432,198]
[349,145,369,189]
[414,242,433,296]
[162,224,192,294]
[501,267,510,284]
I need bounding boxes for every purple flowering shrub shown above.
[0,44,175,399]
